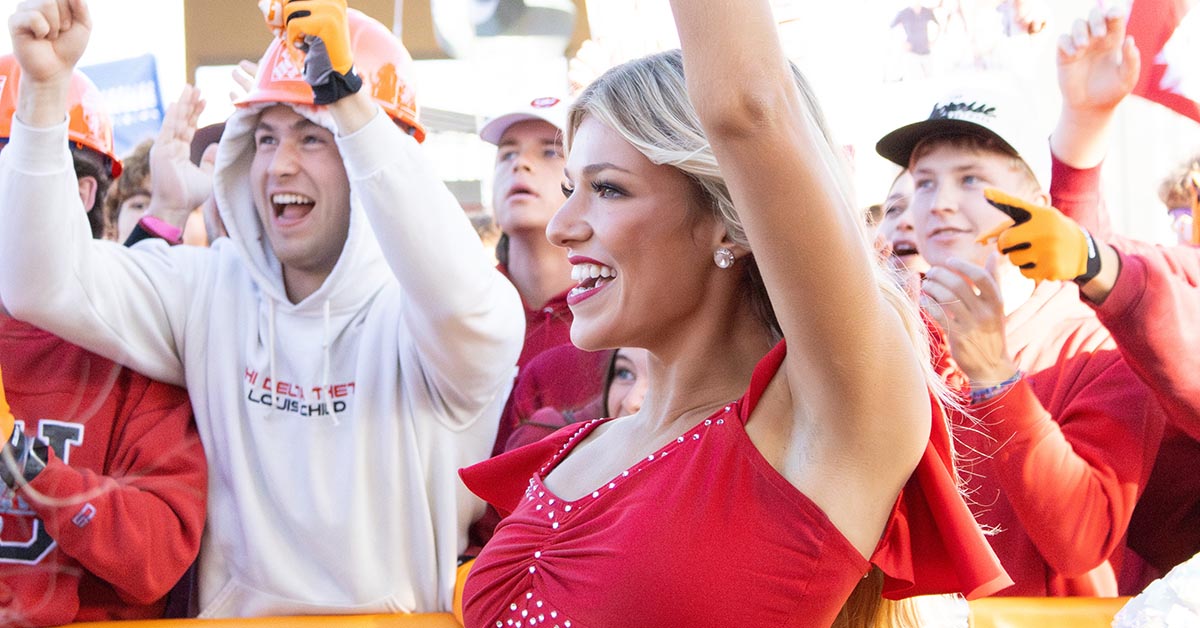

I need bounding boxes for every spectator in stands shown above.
[477,96,603,452]
[601,347,649,418]
[464,97,611,554]
[877,75,1162,595]
[0,56,206,626]
[101,138,153,242]
[0,0,521,618]
[877,169,928,300]
[460,1,1011,625]
[0,56,116,240]
[1156,156,1199,246]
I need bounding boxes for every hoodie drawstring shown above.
[322,299,338,426]
[268,298,278,418]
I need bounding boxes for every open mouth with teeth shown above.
[272,193,316,225]
[891,240,920,257]
[568,262,617,305]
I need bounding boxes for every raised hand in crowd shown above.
[9,0,91,127]
[230,59,258,101]
[1052,4,1139,170]
[143,85,213,235]
[977,188,1108,287]
[919,252,1018,386]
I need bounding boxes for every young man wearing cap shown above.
[0,56,207,626]
[0,0,522,618]
[480,97,576,368]
[876,87,1162,596]
[477,99,611,448]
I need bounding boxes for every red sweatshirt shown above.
[1051,154,1200,588]
[498,263,575,370]
[0,318,206,626]
[492,265,580,456]
[952,281,1162,596]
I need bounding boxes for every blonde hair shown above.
[568,49,954,627]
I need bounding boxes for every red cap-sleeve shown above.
[872,392,1014,600]
[460,423,582,517]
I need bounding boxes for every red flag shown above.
[1128,0,1200,122]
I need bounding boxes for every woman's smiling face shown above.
[548,115,722,352]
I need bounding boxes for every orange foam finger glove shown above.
[978,188,1102,285]
[283,0,361,104]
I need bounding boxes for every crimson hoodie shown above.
[0,318,206,625]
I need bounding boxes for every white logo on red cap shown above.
[272,48,304,82]
[530,97,560,109]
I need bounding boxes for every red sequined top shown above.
[460,342,1011,628]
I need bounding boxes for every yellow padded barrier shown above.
[69,560,478,627]
[69,614,462,628]
[453,559,474,625]
[63,594,1129,627]
[968,596,1130,628]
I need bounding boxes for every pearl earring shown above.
[714,247,735,269]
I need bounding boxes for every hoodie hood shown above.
[213,103,390,313]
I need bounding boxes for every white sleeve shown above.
[338,111,524,423]
[0,118,196,386]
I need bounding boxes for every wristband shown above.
[970,371,1023,405]
[311,67,362,106]
[136,215,184,245]
[1072,228,1102,286]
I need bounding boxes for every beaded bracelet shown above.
[969,371,1024,405]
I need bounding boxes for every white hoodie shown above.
[0,107,524,616]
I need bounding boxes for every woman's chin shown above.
[569,324,615,353]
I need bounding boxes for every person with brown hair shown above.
[101,138,152,242]
[1156,156,1200,246]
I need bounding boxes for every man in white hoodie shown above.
[0,0,523,618]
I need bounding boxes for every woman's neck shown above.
[636,296,775,433]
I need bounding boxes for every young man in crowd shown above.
[0,0,522,617]
[876,84,1162,596]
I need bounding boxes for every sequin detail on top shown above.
[492,409,736,627]
[528,411,732,507]
[492,590,571,628]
